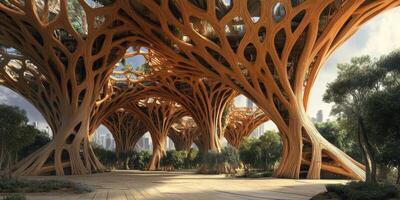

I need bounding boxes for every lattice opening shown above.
[92,34,106,56]
[67,0,88,36]
[225,17,245,53]
[93,57,104,71]
[94,15,106,29]
[168,0,183,23]
[85,0,115,8]
[247,0,261,23]
[189,0,207,11]
[244,43,257,63]
[66,134,75,145]
[291,0,306,7]
[216,0,232,20]
[75,57,86,84]
[53,47,69,70]
[258,27,266,42]
[291,10,306,32]
[274,28,286,58]
[53,28,78,53]
[272,2,286,22]
[78,89,86,107]
[130,0,161,27]
[288,26,308,88]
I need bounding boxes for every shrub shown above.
[161,150,187,170]
[92,144,116,168]
[2,194,26,200]
[200,147,241,174]
[326,182,399,200]
[184,148,199,169]
[0,177,93,194]
[129,151,151,170]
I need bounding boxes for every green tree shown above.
[239,130,282,171]
[363,50,400,184]
[324,56,384,183]
[19,129,51,160]
[315,121,354,156]
[0,104,36,175]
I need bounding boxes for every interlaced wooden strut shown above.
[224,107,269,149]
[0,0,142,175]
[126,98,187,170]
[102,108,147,157]
[122,0,400,180]
[1,0,399,179]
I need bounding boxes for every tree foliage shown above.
[324,50,400,183]
[0,104,37,173]
[239,130,282,171]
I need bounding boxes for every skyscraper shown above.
[316,110,323,123]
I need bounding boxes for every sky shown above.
[1,7,400,132]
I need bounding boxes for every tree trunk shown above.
[12,113,104,176]
[146,135,167,171]
[274,101,365,180]
[358,116,377,183]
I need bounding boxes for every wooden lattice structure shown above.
[143,69,238,152]
[126,98,187,170]
[224,107,269,149]
[123,0,400,180]
[102,108,147,157]
[1,0,399,179]
[169,117,199,151]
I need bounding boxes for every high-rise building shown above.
[316,110,323,123]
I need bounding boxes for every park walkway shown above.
[21,171,347,200]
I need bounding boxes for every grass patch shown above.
[2,194,26,200]
[311,181,399,200]
[0,177,93,194]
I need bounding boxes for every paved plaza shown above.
[15,171,347,200]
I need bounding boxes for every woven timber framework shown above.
[102,108,147,158]
[169,117,199,151]
[143,69,238,152]
[0,0,147,176]
[126,98,187,170]
[0,0,399,180]
[225,107,269,149]
[122,0,400,180]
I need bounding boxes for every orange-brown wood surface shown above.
[1,0,399,179]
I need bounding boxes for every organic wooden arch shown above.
[126,98,187,170]
[225,107,269,149]
[122,0,400,180]
[169,117,199,151]
[102,108,147,158]
[142,70,238,152]
[0,0,147,175]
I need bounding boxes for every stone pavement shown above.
[10,171,348,200]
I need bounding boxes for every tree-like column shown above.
[102,108,147,158]
[225,107,269,149]
[124,0,400,179]
[169,117,199,151]
[0,1,139,175]
[127,98,186,170]
[144,70,238,152]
